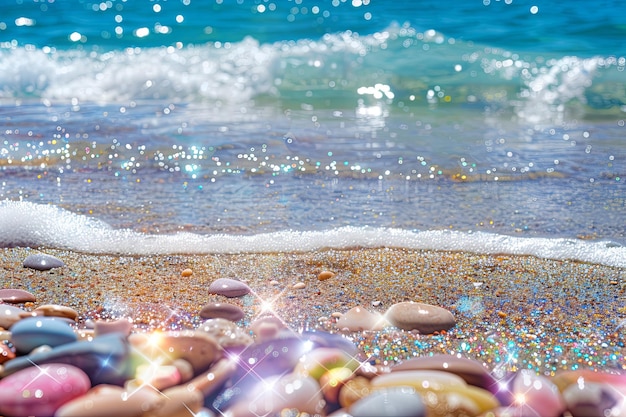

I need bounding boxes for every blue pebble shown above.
[10,317,77,354]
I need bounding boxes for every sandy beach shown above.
[2,246,624,376]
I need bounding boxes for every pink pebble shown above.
[0,288,36,304]
[0,363,91,417]
[208,278,251,297]
[510,369,565,417]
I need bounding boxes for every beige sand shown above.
[1,247,624,375]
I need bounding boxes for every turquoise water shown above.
[0,0,625,257]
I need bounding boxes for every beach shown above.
[3,246,624,374]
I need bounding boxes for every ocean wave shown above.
[1,27,623,122]
[1,201,624,267]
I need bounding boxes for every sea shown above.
[0,0,625,267]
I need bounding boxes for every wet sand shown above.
[2,246,624,377]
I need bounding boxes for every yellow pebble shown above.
[318,270,336,281]
[181,268,193,277]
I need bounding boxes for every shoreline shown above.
[2,246,624,375]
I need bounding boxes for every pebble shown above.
[199,302,245,322]
[384,301,456,333]
[372,370,500,416]
[318,270,336,281]
[0,288,36,303]
[32,304,79,321]
[0,304,27,328]
[391,354,506,402]
[293,281,306,289]
[2,333,132,386]
[22,253,65,271]
[349,387,426,417]
[510,369,566,417]
[336,306,389,331]
[10,316,78,354]
[181,268,193,277]
[562,381,622,417]
[0,363,91,417]
[208,277,251,297]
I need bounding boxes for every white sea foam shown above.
[1,201,624,268]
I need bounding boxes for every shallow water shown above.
[1,1,625,256]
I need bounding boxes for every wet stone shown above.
[199,302,245,322]
[208,278,251,297]
[336,306,389,331]
[23,253,65,271]
[0,363,91,417]
[10,316,78,354]
[1,333,133,386]
[384,301,456,334]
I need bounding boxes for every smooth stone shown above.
[0,340,16,364]
[0,304,27,328]
[55,385,163,417]
[336,306,389,331]
[392,354,509,403]
[23,253,65,271]
[0,364,90,417]
[197,318,253,348]
[10,316,77,354]
[372,370,500,416]
[225,373,325,416]
[131,330,221,374]
[511,369,565,417]
[384,301,456,333]
[181,268,193,277]
[293,281,306,289]
[372,369,468,390]
[562,381,621,417]
[349,387,426,417]
[32,304,79,320]
[94,318,133,337]
[199,302,245,322]
[294,347,360,380]
[0,288,36,303]
[318,270,336,281]
[208,278,251,297]
[1,333,132,386]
